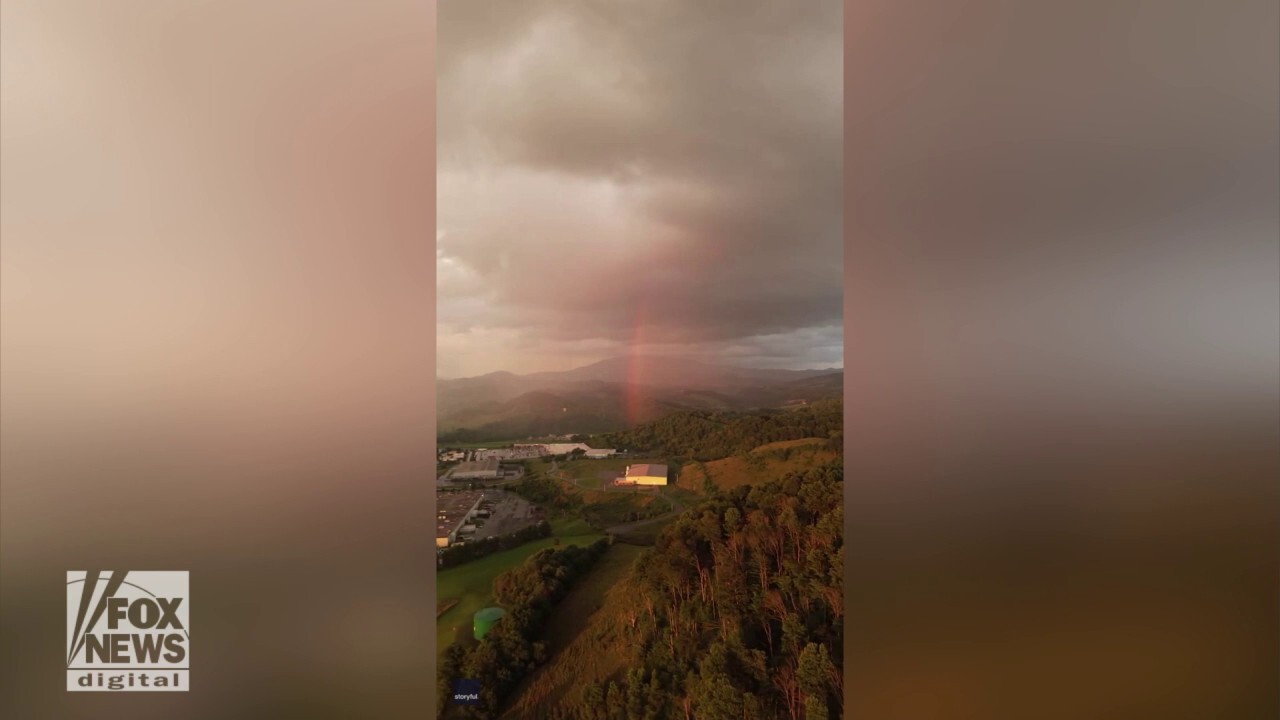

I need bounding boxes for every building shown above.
[436,490,486,547]
[508,442,616,458]
[451,458,500,480]
[623,463,669,486]
[541,443,591,455]
[474,446,544,461]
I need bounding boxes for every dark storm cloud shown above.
[436,0,842,375]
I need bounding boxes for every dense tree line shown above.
[591,400,843,462]
[438,520,552,569]
[508,474,583,513]
[438,539,611,719]
[748,435,844,465]
[439,413,627,444]
[569,462,844,720]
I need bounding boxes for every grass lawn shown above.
[436,518,603,659]
[663,485,703,505]
[559,456,664,477]
[548,516,595,536]
[580,493,671,528]
[556,456,669,489]
[527,457,555,476]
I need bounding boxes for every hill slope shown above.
[676,437,840,492]
[496,463,845,719]
[499,543,646,719]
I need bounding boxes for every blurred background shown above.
[2,1,436,718]
[1,1,1276,718]
[845,2,1278,718]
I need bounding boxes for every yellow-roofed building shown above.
[624,463,669,486]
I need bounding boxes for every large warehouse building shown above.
[623,463,669,486]
[451,458,500,480]
[512,443,616,458]
[436,490,485,547]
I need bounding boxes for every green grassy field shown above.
[526,457,555,476]
[663,485,703,505]
[436,517,603,659]
[556,456,669,489]
[580,494,671,528]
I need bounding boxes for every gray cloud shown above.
[437,0,842,377]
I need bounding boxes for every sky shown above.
[436,0,843,379]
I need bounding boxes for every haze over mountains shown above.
[437,356,842,441]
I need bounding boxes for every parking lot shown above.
[468,491,539,541]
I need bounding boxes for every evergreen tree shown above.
[605,681,625,720]
[624,667,647,718]
[608,463,844,720]
[798,642,835,720]
[438,642,466,715]
[581,681,605,720]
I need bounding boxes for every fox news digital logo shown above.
[66,571,189,691]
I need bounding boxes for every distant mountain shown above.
[769,370,844,404]
[520,355,837,389]
[437,356,843,442]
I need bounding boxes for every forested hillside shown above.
[564,462,844,720]
[439,540,611,719]
[592,399,842,461]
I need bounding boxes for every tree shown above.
[581,681,605,720]
[644,673,667,720]
[438,642,466,715]
[797,642,835,720]
[440,542,610,719]
[605,681,626,720]
[608,461,844,720]
[702,474,718,496]
[624,668,647,718]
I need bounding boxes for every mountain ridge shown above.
[440,355,840,385]
[438,356,842,442]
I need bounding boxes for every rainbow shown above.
[624,302,650,426]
